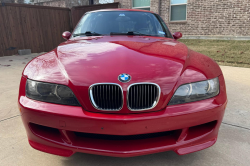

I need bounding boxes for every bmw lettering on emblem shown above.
[118,74,131,83]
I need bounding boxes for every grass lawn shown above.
[179,39,250,68]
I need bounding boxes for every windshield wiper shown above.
[110,31,152,36]
[72,31,102,37]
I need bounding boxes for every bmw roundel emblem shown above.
[118,73,131,83]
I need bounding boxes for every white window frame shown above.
[99,0,114,4]
[169,0,187,22]
[132,0,150,10]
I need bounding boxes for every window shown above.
[133,0,150,11]
[170,0,187,22]
[99,0,114,4]
[73,11,173,38]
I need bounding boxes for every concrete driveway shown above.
[1,54,250,166]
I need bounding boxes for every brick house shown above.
[9,0,249,39]
[114,0,250,39]
[33,0,100,8]
[32,0,114,8]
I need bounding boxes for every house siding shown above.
[115,0,250,37]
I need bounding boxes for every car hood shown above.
[56,35,187,84]
[23,36,219,114]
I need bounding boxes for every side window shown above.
[133,0,151,11]
[170,0,187,22]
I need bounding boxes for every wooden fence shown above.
[0,3,71,57]
[0,2,119,57]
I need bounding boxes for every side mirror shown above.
[62,31,71,40]
[173,32,182,40]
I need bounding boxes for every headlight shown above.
[26,79,80,106]
[169,77,220,105]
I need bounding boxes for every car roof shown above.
[88,8,155,14]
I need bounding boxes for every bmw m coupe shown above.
[18,9,227,157]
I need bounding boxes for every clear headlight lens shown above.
[26,79,80,106]
[169,77,220,105]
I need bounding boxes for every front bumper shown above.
[18,74,227,157]
[19,93,226,157]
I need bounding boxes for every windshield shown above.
[73,11,172,38]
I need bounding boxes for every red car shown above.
[18,9,227,157]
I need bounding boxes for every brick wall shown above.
[150,0,160,14]
[114,0,131,8]
[114,0,250,37]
